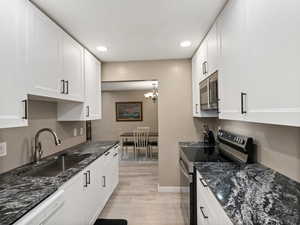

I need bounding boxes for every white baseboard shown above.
[157,185,188,193]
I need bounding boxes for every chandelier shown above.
[144,83,159,102]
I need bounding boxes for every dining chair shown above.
[133,127,150,159]
[149,139,158,159]
[119,130,135,159]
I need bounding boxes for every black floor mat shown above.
[94,219,128,225]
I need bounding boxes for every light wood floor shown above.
[99,161,185,225]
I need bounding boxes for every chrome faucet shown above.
[34,128,62,163]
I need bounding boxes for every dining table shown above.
[119,132,159,159]
[120,132,159,138]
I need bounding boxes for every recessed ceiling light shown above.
[97,46,108,52]
[180,41,191,48]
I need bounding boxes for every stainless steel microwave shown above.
[199,71,218,111]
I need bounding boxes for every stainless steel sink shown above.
[80,145,108,154]
[25,154,91,177]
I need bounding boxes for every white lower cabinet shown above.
[197,171,233,225]
[41,146,120,225]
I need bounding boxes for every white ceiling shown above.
[102,81,158,91]
[31,0,227,62]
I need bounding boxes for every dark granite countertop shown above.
[195,162,300,225]
[0,140,119,225]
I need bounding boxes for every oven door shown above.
[209,71,218,110]
[180,159,193,225]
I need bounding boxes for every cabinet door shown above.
[62,33,84,102]
[57,173,85,225]
[84,50,102,120]
[0,0,28,128]
[218,0,247,121]
[27,3,63,99]
[244,0,300,126]
[192,49,201,117]
[207,23,218,75]
[84,165,104,225]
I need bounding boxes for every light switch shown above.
[0,142,7,157]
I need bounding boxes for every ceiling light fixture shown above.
[180,40,191,48]
[144,83,159,102]
[96,46,108,52]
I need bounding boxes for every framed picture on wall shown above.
[116,102,143,121]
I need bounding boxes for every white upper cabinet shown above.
[218,0,247,121]
[84,50,102,121]
[206,23,218,75]
[216,0,300,126]
[61,33,85,102]
[192,44,218,118]
[243,0,300,126]
[57,50,102,121]
[0,0,28,128]
[192,48,201,117]
[27,3,63,100]
[27,2,84,102]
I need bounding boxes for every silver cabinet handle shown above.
[202,61,206,75]
[105,151,110,156]
[61,80,65,94]
[86,106,90,117]
[200,207,208,219]
[84,172,88,187]
[113,153,118,157]
[87,170,91,185]
[22,100,28,120]
[241,92,247,114]
[65,80,69,94]
[199,178,208,187]
[102,176,106,187]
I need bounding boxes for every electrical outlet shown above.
[0,142,7,157]
[80,127,84,136]
[73,128,77,137]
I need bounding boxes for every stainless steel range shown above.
[179,129,254,225]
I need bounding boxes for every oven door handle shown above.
[179,160,192,183]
